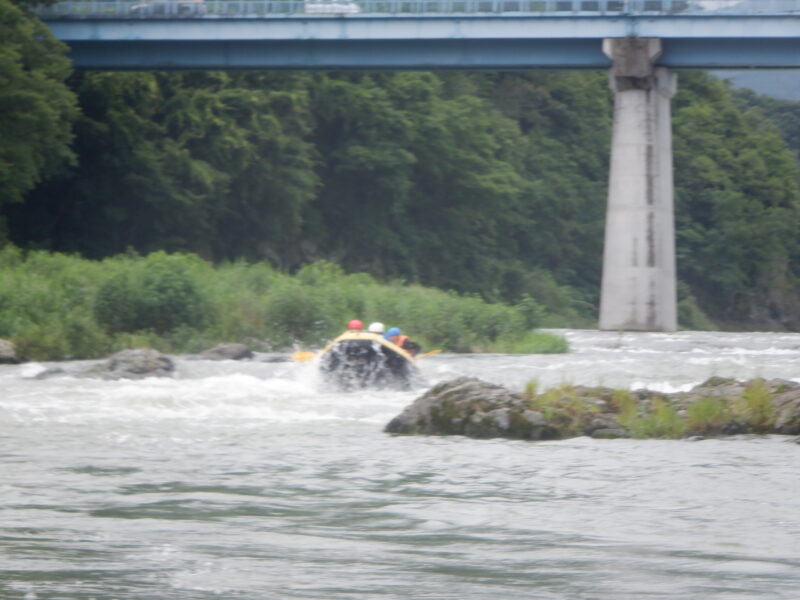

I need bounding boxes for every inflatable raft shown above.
[318,331,421,391]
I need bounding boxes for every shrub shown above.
[677,285,717,331]
[516,294,546,330]
[490,331,569,354]
[734,379,776,432]
[0,244,23,269]
[686,396,731,433]
[94,252,209,335]
[11,322,70,362]
[614,393,687,439]
[523,379,539,400]
[628,399,687,439]
[261,281,339,348]
[0,252,568,358]
[527,385,599,437]
[611,390,640,433]
[295,260,348,286]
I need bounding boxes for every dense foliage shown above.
[4,14,800,330]
[733,87,800,158]
[0,247,566,360]
[0,0,76,240]
[674,74,800,329]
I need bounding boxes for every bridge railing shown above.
[34,0,800,19]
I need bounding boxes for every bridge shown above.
[38,0,800,331]
[38,1,800,70]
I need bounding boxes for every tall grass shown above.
[525,384,600,438]
[628,399,687,439]
[614,392,687,439]
[607,386,776,438]
[734,379,776,432]
[0,247,568,360]
[686,397,731,434]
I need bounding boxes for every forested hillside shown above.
[4,0,800,330]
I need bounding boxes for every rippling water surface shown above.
[2,330,800,599]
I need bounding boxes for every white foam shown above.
[630,380,698,394]
[19,362,48,378]
[1,367,418,429]
[6,329,800,428]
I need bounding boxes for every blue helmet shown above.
[387,327,401,336]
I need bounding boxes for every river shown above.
[2,329,799,599]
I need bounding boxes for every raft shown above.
[318,331,421,391]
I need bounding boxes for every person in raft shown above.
[384,327,422,357]
[367,322,385,335]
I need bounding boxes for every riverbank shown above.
[386,376,800,440]
[0,247,567,361]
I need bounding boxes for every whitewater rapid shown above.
[2,330,800,599]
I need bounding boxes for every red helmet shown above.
[348,319,363,330]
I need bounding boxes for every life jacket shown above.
[390,334,421,357]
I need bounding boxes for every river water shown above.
[2,329,800,599]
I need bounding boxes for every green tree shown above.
[300,73,418,275]
[0,0,76,241]
[405,88,530,296]
[733,88,800,157]
[9,67,800,330]
[673,72,800,328]
[158,72,318,263]
[12,71,318,261]
[302,72,537,301]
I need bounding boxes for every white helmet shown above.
[367,322,385,334]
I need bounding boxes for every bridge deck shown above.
[38,0,800,69]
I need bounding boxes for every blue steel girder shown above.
[61,38,612,69]
[41,8,800,69]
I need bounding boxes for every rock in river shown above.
[200,343,254,361]
[385,377,561,440]
[385,376,800,441]
[86,348,175,380]
[0,338,19,364]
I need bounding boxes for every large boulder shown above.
[0,339,18,364]
[385,376,800,442]
[200,343,254,361]
[385,377,561,440]
[87,348,175,380]
[682,376,747,400]
[678,377,800,436]
[764,379,800,435]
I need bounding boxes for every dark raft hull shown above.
[319,332,421,391]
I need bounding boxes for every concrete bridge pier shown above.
[599,38,677,332]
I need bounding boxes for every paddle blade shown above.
[292,351,317,362]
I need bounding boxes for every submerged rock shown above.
[86,348,175,380]
[33,367,66,380]
[0,339,19,364]
[591,427,631,439]
[200,343,254,361]
[259,353,292,363]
